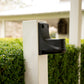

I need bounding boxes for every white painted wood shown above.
[0,12,69,21]
[69,1,82,84]
[23,20,48,84]
[81,13,84,39]
[0,20,5,38]
[39,55,48,84]
[69,0,82,47]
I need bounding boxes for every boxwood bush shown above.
[0,38,83,84]
[48,45,80,84]
[0,38,25,84]
[81,43,84,84]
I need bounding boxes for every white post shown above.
[69,0,82,84]
[81,14,84,39]
[69,0,82,47]
[0,20,6,38]
[23,20,48,84]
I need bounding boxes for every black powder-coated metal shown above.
[38,22,66,55]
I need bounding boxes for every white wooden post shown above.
[0,20,6,38]
[69,0,82,84]
[81,14,84,39]
[69,0,82,47]
[23,20,48,84]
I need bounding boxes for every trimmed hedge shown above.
[0,38,25,84]
[48,45,80,84]
[81,43,84,84]
[0,38,84,84]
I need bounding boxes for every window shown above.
[58,19,68,34]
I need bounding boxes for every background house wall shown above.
[5,21,22,38]
[1,15,84,39]
[3,18,69,38]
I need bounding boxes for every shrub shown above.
[0,38,83,84]
[48,45,80,84]
[0,38,25,84]
[81,43,84,84]
[81,39,84,44]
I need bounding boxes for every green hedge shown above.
[0,38,84,84]
[0,38,25,84]
[48,45,80,84]
[81,43,84,84]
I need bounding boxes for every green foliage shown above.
[48,45,80,84]
[81,39,84,44]
[0,38,84,84]
[0,38,25,84]
[81,43,84,84]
